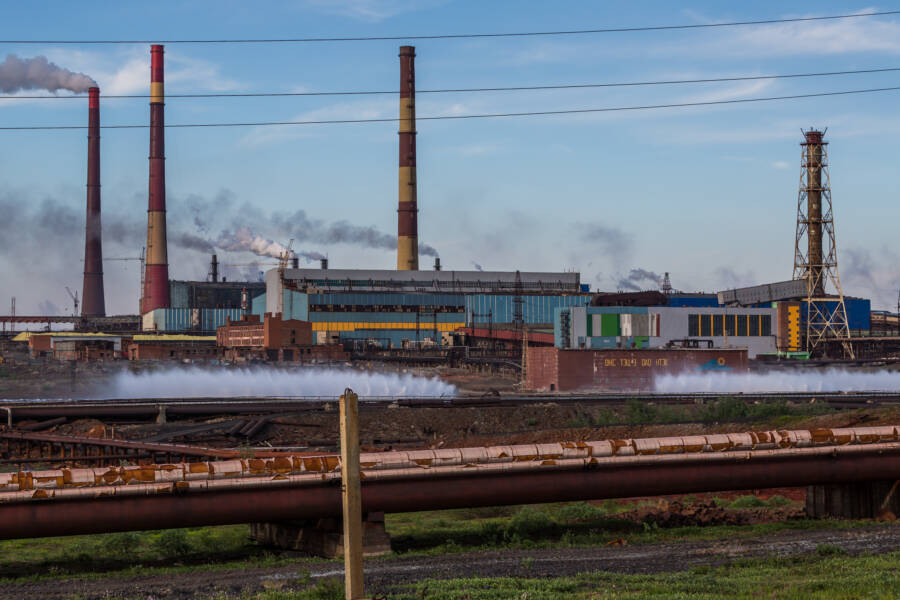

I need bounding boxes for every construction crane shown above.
[65,287,79,316]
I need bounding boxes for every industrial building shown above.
[254,267,590,348]
[217,313,348,362]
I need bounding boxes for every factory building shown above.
[526,347,749,392]
[216,313,348,362]
[256,267,590,348]
[554,306,778,358]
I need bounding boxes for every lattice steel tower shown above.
[792,129,853,357]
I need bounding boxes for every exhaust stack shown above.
[397,46,418,270]
[81,87,105,317]
[804,130,826,297]
[142,44,170,312]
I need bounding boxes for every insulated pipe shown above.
[2,446,899,539]
[81,87,105,317]
[142,44,170,313]
[804,130,826,296]
[397,46,418,271]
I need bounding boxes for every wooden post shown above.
[340,388,364,600]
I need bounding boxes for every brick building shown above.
[217,313,347,362]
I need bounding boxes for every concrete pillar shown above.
[806,480,900,519]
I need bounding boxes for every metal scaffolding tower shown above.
[792,129,853,358]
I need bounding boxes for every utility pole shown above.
[339,388,363,600]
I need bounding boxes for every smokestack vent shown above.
[291,257,299,269]
[81,86,105,317]
[397,45,419,271]
[321,258,329,270]
[142,45,170,313]
[434,257,441,271]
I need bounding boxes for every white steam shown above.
[105,366,456,399]
[215,226,324,262]
[655,370,900,393]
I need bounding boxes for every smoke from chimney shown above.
[0,54,96,93]
[81,87,105,317]
[216,227,324,262]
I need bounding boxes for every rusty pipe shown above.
[2,444,900,539]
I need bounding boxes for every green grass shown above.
[586,397,835,427]
[0,525,328,583]
[195,551,900,599]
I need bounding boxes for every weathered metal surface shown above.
[397,45,418,271]
[1,433,900,539]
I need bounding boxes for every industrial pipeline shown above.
[1,426,899,539]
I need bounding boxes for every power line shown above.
[3,66,900,100]
[2,85,898,130]
[1,10,898,44]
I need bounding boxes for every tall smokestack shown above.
[81,86,105,317]
[804,130,825,297]
[142,44,170,312]
[397,46,418,271]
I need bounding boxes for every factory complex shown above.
[1,42,894,394]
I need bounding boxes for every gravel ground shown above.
[4,523,899,600]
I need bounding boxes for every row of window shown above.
[688,314,772,337]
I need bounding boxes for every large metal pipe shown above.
[1,445,899,539]
[397,46,418,271]
[804,130,826,296]
[81,87,106,317]
[142,44,170,313]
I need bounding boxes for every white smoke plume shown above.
[0,54,97,93]
[655,369,900,393]
[102,366,456,399]
[216,227,295,260]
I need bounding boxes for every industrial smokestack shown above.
[397,45,418,271]
[210,254,219,283]
[142,44,170,313]
[81,87,105,317]
[804,130,826,297]
[320,258,328,270]
[434,257,441,271]
[291,257,299,269]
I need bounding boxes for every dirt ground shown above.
[3,524,897,600]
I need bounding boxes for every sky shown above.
[2,1,900,315]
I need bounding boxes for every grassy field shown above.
[0,496,875,586]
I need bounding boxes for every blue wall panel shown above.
[466,295,591,325]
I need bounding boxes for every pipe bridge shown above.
[1,426,899,539]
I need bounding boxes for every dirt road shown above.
[5,524,898,599]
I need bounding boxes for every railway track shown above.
[0,391,897,424]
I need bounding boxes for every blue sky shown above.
[2,1,900,314]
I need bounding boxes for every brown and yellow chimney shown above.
[142,44,170,312]
[397,45,418,270]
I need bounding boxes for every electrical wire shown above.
[1,85,898,130]
[1,10,898,44]
[3,67,900,100]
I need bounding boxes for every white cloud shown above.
[42,48,240,96]
[772,160,791,169]
[713,10,900,56]
[300,0,446,22]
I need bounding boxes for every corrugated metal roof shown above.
[133,334,216,342]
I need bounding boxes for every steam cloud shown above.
[0,54,97,93]
[655,370,900,393]
[617,268,663,292]
[471,261,484,272]
[100,366,457,399]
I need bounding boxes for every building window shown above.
[724,315,736,336]
[712,314,724,337]
[700,314,712,337]
[749,314,760,336]
[688,314,699,337]
[761,315,772,336]
[737,314,748,336]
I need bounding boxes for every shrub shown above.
[153,529,192,558]
[729,495,768,509]
[816,543,848,557]
[506,507,554,542]
[106,532,140,556]
[554,502,603,524]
